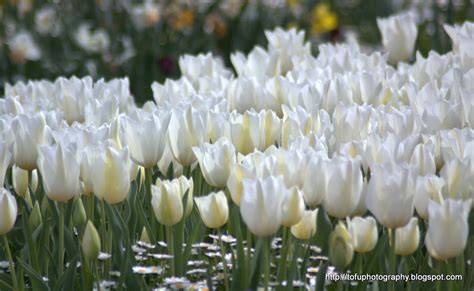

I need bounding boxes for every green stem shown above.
[58,202,65,276]
[100,199,111,278]
[166,226,175,276]
[389,229,396,291]
[263,237,271,290]
[175,219,184,276]
[3,236,19,291]
[218,229,229,291]
[93,262,101,291]
[145,168,155,240]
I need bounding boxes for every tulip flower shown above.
[0,142,11,188]
[425,199,471,260]
[302,156,328,208]
[395,217,419,256]
[90,146,131,204]
[12,165,29,196]
[151,176,194,226]
[281,186,305,227]
[168,106,206,166]
[240,176,285,236]
[82,221,101,260]
[290,209,318,240]
[366,163,416,229]
[37,143,81,202]
[260,109,281,149]
[192,138,237,188]
[227,163,256,205]
[12,113,50,170]
[195,191,229,228]
[414,175,444,220]
[324,158,363,218]
[0,188,18,235]
[347,216,378,253]
[229,110,263,155]
[377,12,418,63]
[123,110,170,168]
[410,143,436,176]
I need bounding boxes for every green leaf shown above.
[315,205,333,255]
[17,257,51,291]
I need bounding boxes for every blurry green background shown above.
[0,0,473,104]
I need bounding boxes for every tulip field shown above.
[2,9,474,291]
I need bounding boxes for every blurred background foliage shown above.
[0,0,473,104]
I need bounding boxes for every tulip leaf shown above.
[0,275,13,291]
[315,205,332,255]
[17,257,51,290]
[250,237,264,289]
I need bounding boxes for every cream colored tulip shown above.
[425,199,471,260]
[0,188,18,235]
[229,110,263,155]
[90,146,131,204]
[195,191,229,228]
[347,216,378,253]
[12,165,29,196]
[281,186,305,227]
[395,217,419,256]
[290,209,318,240]
[151,179,184,226]
[37,143,81,202]
[192,138,236,188]
[227,163,256,205]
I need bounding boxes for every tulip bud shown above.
[425,199,471,260]
[12,165,29,197]
[140,227,151,243]
[30,170,38,193]
[28,201,43,231]
[0,188,18,235]
[347,216,378,253]
[291,209,318,240]
[195,191,229,228]
[73,197,87,228]
[395,217,419,256]
[82,221,101,261]
[329,222,354,270]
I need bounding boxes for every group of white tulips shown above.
[0,11,474,290]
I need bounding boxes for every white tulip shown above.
[0,188,18,235]
[302,156,328,208]
[324,158,363,219]
[37,143,81,202]
[123,110,170,168]
[229,110,263,155]
[425,199,471,260]
[414,175,444,220]
[168,106,206,166]
[240,176,285,236]
[281,187,305,227]
[12,113,50,170]
[227,163,256,205]
[192,138,236,188]
[395,217,419,256]
[0,143,11,188]
[377,12,418,63]
[366,163,416,229]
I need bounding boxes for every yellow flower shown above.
[310,3,338,34]
[173,9,194,31]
